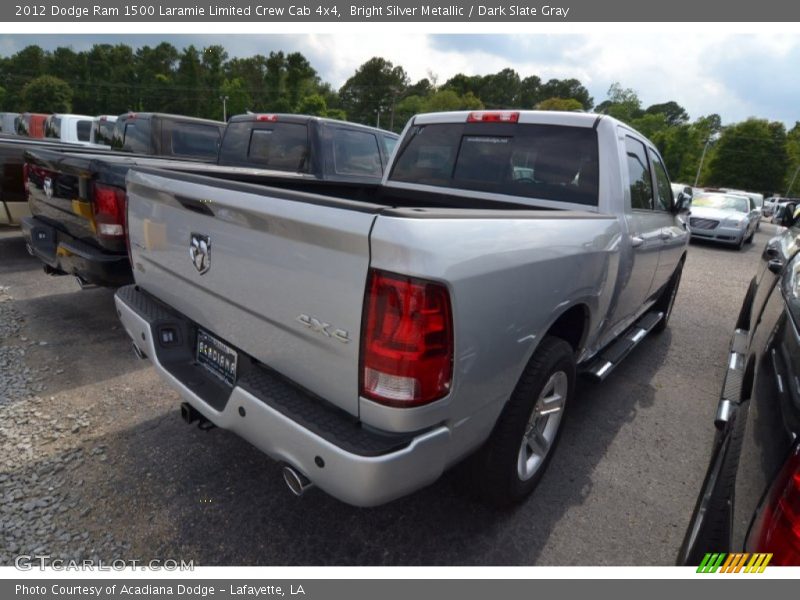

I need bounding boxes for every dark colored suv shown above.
[679,208,800,566]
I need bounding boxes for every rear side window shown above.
[77,120,92,142]
[625,137,653,211]
[332,129,383,176]
[168,122,221,159]
[390,122,599,206]
[247,124,308,171]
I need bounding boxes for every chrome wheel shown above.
[517,370,568,481]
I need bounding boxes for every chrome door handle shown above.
[631,236,644,248]
[659,231,671,241]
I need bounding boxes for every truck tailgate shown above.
[126,168,382,417]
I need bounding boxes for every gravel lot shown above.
[0,222,778,565]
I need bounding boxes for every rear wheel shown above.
[473,336,575,507]
[652,261,683,333]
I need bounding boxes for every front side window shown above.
[649,149,673,211]
[625,137,653,211]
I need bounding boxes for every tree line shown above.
[1,43,797,195]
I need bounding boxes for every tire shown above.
[652,261,683,333]
[746,228,755,244]
[473,336,576,507]
[736,235,745,251]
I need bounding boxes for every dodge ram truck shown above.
[22,114,398,287]
[115,110,691,507]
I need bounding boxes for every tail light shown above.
[91,182,126,239]
[256,114,279,122]
[360,269,453,407]
[467,111,519,123]
[750,445,800,565]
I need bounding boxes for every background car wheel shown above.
[652,261,683,333]
[473,336,575,507]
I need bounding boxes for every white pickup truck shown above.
[115,110,691,506]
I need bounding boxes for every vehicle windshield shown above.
[692,194,749,213]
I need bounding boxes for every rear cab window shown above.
[389,121,599,206]
[219,120,309,171]
[76,120,92,143]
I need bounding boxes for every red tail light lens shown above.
[467,111,520,123]
[360,269,453,407]
[750,445,800,565]
[91,182,126,239]
[256,114,278,122]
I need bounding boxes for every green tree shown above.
[297,93,328,116]
[220,78,252,119]
[20,75,72,112]
[424,90,483,112]
[645,101,689,127]
[597,82,643,123]
[706,118,788,193]
[535,97,583,111]
[538,78,593,110]
[339,57,408,127]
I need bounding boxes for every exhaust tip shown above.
[131,343,146,360]
[282,466,313,497]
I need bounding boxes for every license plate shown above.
[196,329,238,386]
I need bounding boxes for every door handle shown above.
[631,236,644,248]
[658,230,671,241]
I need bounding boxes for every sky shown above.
[0,33,797,127]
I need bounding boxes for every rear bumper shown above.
[114,284,451,507]
[21,216,132,286]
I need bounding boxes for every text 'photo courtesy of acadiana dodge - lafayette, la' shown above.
[15,584,306,597]
[32,4,572,18]
[1,29,800,570]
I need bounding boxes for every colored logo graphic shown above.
[697,553,772,573]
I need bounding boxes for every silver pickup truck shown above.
[115,111,690,507]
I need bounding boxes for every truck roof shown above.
[228,113,399,138]
[117,112,225,126]
[412,110,604,128]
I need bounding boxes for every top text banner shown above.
[4,0,800,22]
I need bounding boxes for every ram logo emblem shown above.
[296,314,350,343]
[189,233,211,275]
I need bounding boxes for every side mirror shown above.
[675,192,692,214]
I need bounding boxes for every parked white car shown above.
[43,114,96,146]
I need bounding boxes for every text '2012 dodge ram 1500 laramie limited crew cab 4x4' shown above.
[115,110,691,507]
